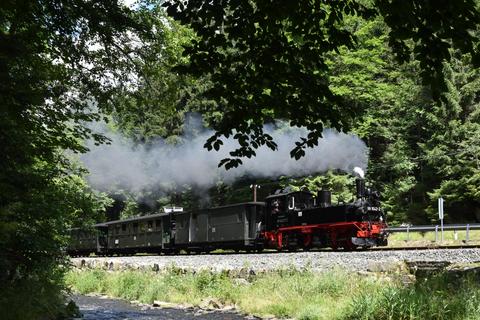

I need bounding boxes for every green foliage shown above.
[347,274,480,320]
[0,0,158,318]
[1,264,67,320]
[280,171,356,204]
[165,0,480,168]
[110,7,202,142]
[421,61,480,222]
[120,199,141,219]
[375,57,480,223]
[323,13,480,223]
[376,0,480,97]
[0,167,110,319]
[166,1,375,168]
[327,15,398,110]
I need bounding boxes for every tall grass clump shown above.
[66,268,240,305]
[346,273,480,320]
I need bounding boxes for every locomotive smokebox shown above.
[317,190,332,208]
[356,178,366,199]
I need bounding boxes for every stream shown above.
[72,294,255,320]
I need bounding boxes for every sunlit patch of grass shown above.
[387,230,480,247]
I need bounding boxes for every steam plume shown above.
[81,115,368,192]
[353,167,365,178]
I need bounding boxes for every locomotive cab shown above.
[265,191,315,229]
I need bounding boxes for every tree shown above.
[0,0,156,317]
[110,7,199,143]
[280,171,356,204]
[423,60,480,222]
[304,11,480,224]
[165,0,480,169]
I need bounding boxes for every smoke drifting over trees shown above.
[81,115,368,193]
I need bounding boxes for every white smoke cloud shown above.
[81,115,368,193]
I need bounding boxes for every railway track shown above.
[369,244,480,251]
[70,244,480,258]
[71,246,480,274]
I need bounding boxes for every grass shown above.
[387,230,480,247]
[347,274,480,320]
[65,267,480,320]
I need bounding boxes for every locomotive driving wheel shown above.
[341,231,358,251]
[302,234,313,251]
[342,239,356,251]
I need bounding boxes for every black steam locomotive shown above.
[67,178,388,256]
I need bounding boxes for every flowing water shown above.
[72,295,253,320]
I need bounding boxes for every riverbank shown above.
[66,263,480,320]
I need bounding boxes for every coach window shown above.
[115,225,120,235]
[133,223,138,233]
[155,220,162,230]
[147,221,153,232]
[121,224,127,234]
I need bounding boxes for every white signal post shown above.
[438,197,444,242]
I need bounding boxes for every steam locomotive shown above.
[67,178,388,256]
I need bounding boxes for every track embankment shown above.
[71,248,480,274]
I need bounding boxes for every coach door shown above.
[146,220,158,249]
[96,226,108,254]
[196,210,208,243]
[162,214,174,249]
[246,204,263,240]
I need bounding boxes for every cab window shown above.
[288,196,295,210]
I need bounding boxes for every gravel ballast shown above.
[71,249,480,273]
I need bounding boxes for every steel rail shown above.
[369,245,480,251]
[386,223,480,233]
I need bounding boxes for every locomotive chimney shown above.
[356,178,366,199]
[317,189,332,208]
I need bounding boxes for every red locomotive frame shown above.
[263,221,387,250]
